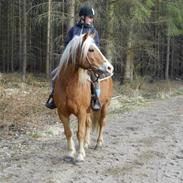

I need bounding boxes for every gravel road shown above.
[0,96,183,183]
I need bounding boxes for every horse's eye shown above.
[89,49,94,52]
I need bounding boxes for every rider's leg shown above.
[45,68,57,109]
[89,71,101,111]
[92,80,101,110]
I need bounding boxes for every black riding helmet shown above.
[79,6,95,17]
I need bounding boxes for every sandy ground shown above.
[0,96,183,183]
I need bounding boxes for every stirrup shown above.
[46,100,56,109]
[45,94,56,109]
[91,99,101,111]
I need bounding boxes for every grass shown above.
[0,73,183,136]
[111,78,183,113]
[0,73,58,137]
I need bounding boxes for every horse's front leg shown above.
[77,111,87,162]
[58,113,76,160]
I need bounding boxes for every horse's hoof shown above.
[76,153,85,162]
[94,144,102,150]
[84,143,89,149]
[64,155,75,163]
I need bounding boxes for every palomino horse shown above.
[53,33,113,162]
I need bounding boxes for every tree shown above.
[67,0,75,31]
[46,0,52,77]
[22,0,27,81]
[105,1,115,62]
[164,0,183,80]
[19,0,23,73]
[0,0,182,82]
[122,0,155,81]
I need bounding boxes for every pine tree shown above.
[164,0,183,80]
[46,0,52,78]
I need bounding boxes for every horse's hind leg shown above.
[95,105,108,149]
[84,113,92,149]
[58,114,76,160]
[76,111,87,162]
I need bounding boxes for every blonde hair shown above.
[54,34,96,79]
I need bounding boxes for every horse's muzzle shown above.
[98,62,114,75]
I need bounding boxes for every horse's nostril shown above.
[107,66,111,70]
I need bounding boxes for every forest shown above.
[0,1,183,180]
[0,0,182,82]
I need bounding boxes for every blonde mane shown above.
[54,34,95,79]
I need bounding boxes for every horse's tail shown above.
[91,111,101,132]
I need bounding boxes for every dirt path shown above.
[0,96,183,183]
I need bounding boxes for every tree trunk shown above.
[46,0,52,77]
[157,31,161,78]
[67,0,75,31]
[10,0,14,72]
[22,0,27,81]
[105,1,114,62]
[170,38,174,79]
[18,0,22,73]
[28,1,32,72]
[124,27,134,82]
[165,35,170,80]
[7,3,10,72]
[0,3,2,72]
[61,0,65,46]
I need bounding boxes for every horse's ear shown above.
[83,32,89,42]
[90,31,96,39]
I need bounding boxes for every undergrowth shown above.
[0,73,183,135]
[111,78,183,113]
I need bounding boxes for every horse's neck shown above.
[60,65,89,85]
[60,65,77,79]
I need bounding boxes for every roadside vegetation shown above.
[0,73,183,138]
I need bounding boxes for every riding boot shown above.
[91,81,101,111]
[91,96,101,111]
[45,90,56,109]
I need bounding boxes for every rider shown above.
[46,5,101,110]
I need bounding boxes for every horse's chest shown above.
[66,84,90,99]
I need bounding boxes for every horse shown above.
[53,33,113,162]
